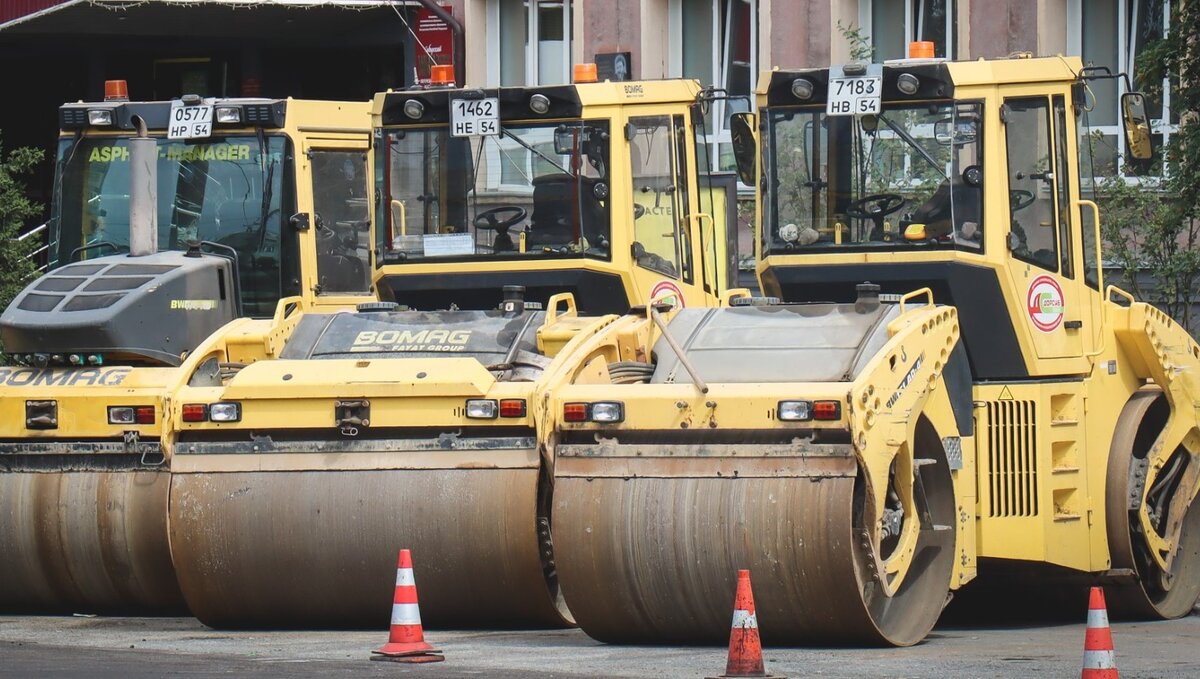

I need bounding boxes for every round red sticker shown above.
[650,280,685,309]
[1026,275,1064,332]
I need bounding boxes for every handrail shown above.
[16,223,47,241]
[898,287,935,315]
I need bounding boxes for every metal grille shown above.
[986,400,1038,517]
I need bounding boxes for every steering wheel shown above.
[473,206,528,233]
[845,193,906,241]
[1009,189,1035,212]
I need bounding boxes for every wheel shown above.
[1106,389,1200,618]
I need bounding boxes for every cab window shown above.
[1003,97,1059,271]
[311,149,371,294]
[629,115,685,278]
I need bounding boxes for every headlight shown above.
[589,401,625,423]
[403,99,425,120]
[208,402,242,422]
[529,94,551,114]
[88,109,113,126]
[778,400,812,421]
[897,73,921,95]
[790,78,815,100]
[465,399,498,419]
[215,106,241,123]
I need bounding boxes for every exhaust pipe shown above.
[128,115,158,257]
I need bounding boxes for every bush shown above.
[0,135,45,350]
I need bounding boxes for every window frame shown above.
[1067,0,1176,181]
[486,0,574,87]
[860,0,957,61]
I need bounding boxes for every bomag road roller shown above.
[164,73,742,629]
[544,55,1200,646]
[0,86,373,614]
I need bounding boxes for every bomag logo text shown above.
[352,329,472,352]
[0,366,132,388]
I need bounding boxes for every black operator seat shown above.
[527,174,607,249]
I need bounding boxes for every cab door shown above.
[1000,93,1086,362]
[626,113,701,308]
[688,104,737,304]
[298,137,374,306]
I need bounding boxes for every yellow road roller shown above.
[0,90,373,613]
[545,56,1200,645]
[164,75,740,628]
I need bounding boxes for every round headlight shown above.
[790,78,814,101]
[897,73,920,96]
[403,99,425,120]
[529,94,551,114]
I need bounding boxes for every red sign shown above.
[414,4,455,86]
[1026,275,1065,332]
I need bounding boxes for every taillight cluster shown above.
[108,405,155,425]
[563,401,624,423]
[777,400,841,421]
[181,402,242,423]
[465,398,527,419]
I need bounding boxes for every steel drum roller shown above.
[169,464,570,628]
[552,443,956,646]
[0,469,182,612]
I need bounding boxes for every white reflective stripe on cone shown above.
[1083,650,1117,669]
[391,603,422,626]
[396,568,416,587]
[1086,608,1110,628]
[730,609,758,629]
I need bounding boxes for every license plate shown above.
[826,76,882,116]
[168,101,214,139]
[450,98,499,137]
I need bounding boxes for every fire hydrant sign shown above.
[451,98,499,137]
[168,101,213,139]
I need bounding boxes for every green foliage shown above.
[837,21,874,63]
[1095,3,1200,337]
[0,136,43,315]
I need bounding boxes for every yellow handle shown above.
[390,199,407,237]
[545,292,577,326]
[1077,199,1103,293]
[898,287,934,315]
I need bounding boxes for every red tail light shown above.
[499,399,527,418]
[134,406,156,424]
[813,400,842,420]
[181,404,208,422]
[563,402,589,422]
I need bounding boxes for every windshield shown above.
[49,134,291,316]
[763,102,983,253]
[376,121,611,263]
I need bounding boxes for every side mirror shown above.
[1121,92,1153,161]
[730,112,757,186]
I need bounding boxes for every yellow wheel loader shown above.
[543,56,1200,645]
[0,90,373,613]
[163,76,740,628]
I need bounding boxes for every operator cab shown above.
[739,55,1154,380]
[371,68,738,314]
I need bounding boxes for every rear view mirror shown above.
[934,117,977,146]
[1122,92,1153,161]
[554,126,579,156]
[730,112,757,186]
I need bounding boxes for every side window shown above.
[311,149,371,294]
[1003,98,1059,271]
[1053,95,1074,279]
[672,114,693,284]
[630,115,683,279]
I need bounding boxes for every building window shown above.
[488,0,573,86]
[1068,0,1175,177]
[861,0,956,61]
[668,0,757,175]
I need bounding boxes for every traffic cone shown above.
[707,569,784,679]
[1081,586,1118,679]
[370,549,444,664]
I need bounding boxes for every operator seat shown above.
[528,174,605,249]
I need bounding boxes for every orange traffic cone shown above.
[370,549,445,664]
[1081,586,1118,679]
[707,569,784,679]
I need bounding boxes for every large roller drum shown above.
[168,442,570,628]
[0,463,182,613]
[552,423,957,646]
[1106,389,1200,619]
